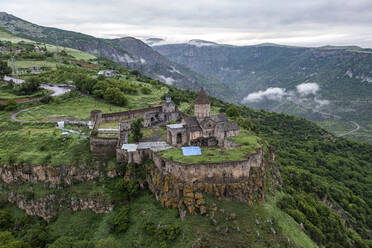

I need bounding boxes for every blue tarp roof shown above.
[182,146,202,156]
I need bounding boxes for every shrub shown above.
[130,118,144,142]
[15,77,41,95]
[95,237,119,248]
[143,221,181,242]
[0,231,30,248]
[40,95,53,104]
[90,130,98,137]
[116,179,139,200]
[225,106,240,118]
[104,87,128,106]
[0,210,13,230]
[111,206,130,233]
[141,87,152,95]
[5,99,17,111]
[0,60,11,78]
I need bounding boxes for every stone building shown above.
[166,88,240,147]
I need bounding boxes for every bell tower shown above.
[194,88,210,119]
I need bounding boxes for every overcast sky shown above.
[2,0,372,47]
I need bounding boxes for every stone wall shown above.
[152,148,262,184]
[145,148,266,216]
[101,106,162,123]
[120,146,266,215]
[90,136,118,155]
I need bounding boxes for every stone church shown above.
[166,88,240,147]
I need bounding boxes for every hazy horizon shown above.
[2,0,372,48]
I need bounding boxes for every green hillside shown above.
[0,16,371,248]
[0,55,371,247]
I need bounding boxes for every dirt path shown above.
[337,121,360,137]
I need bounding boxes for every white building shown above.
[3,75,25,85]
[98,70,116,78]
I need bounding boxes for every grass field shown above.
[0,28,31,42]
[99,121,119,129]
[0,121,94,166]
[18,86,168,121]
[0,84,46,100]
[10,59,59,68]
[159,132,260,163]
[18,96,126,121]
[45,44,96,61]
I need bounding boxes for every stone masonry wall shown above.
[145,152,266,216]
[90,136,118,155]
[121,147,267,216]
[101,106,162,123]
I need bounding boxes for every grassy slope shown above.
[17,85,168,121]
[0,28,97,70]
[43,190,317,248]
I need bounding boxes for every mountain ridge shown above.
[153,40,372,143]
[0,12,207,91]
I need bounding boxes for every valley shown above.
[153,41,372,143]
[0,12,371,248]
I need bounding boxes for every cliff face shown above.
[6,192,113,222]
[0,163,117,185]
[139,148,269,218]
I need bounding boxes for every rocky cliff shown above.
[6,192,113,222]
[0,163,117,185]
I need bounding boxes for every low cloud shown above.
[242,82,329,108]
[314,97,330,106]
[242,87,287,103]
[296,82,319,96]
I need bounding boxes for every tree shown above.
[104,87,128,106]
[16,78,40,95]
[116,178,139,200]
[225,106,240,118]
[48,236,75,248]
[0,210,12,230]
[95,237,119,248]
[5,99,17,111]
[0,61,11,79]
[0,231,30,248]
[111,206,130,233]
[130,118,143,142]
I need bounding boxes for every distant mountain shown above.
[154,41,372,142]
[145,38,166,46]
[0,12,207,90]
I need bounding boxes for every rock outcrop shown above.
[6,192,113,222]
[0,163,117,185]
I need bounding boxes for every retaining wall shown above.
[90,137,118,155]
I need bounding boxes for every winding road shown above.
[11,84,71,123]
[337,121,361,137]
